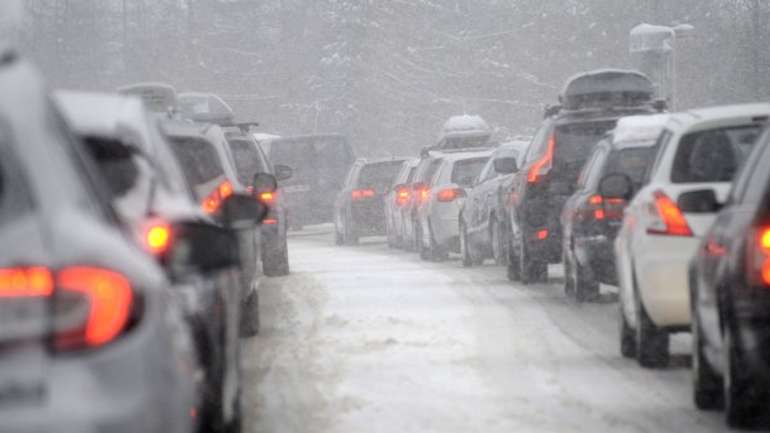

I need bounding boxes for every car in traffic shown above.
[504,69,663,284]
[459,141,528,267]
[0,52,201,433]
[560,114,669,301]
[334,158,406,245]
[54,90,256,433]
[162,120,265,336]
[416,150,493,261]
[260,134,355,230]
[385,158,420,249]
[688,125,770,428]
[611,103,769,368]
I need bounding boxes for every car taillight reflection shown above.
[0,266,135,350]
[351,188,376,201]
[748,227,770,287]
[646,190,693,237]
[202,180,234,214]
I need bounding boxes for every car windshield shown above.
[357,161,403,192]
[15,1,770,431]
[672,125,761,183]
[451,157,489,187]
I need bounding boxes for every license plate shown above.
[284,184,311,193]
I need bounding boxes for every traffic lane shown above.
[243,227,734,433]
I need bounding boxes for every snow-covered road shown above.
[242,225,737,433]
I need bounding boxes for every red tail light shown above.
[395,187,411,207]
[202,180,234,214]
[56,267,134,349]
[0,266,135,350]
[0,267,54,298]
[141,219,173,256]
[748,227,770,287]
[415,187,430,204]
[646,190,693,237]
[259,191,276,205]
[536,229,549,240]
[527,133,555,183]
[351,188,376,201]
[436,188,465,202]
[576,194,626,222]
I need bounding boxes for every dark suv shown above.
[504,69,662,283]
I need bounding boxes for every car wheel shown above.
[491,218,506,266]
[692,310,723,410]
[574,260,600,303]
[634,283,669,368]
[460,222,473,267]
[417,224,430,261]
[264,237,290,277]
[239,290,260,337]
[519,234,547,284]
[344,216,359,245]
[723,326,768,428]
[563,249,575,298]
[334,224,343,246]
[619,303,636,359]
[507,224,521,282]
[427,223,448,262]
[225,337,243,433]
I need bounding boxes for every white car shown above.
[612,103,770,368]
[416,150,492,260]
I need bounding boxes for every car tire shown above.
[491,218,506,266]
[619,303,636,359]
[417,224,430,261]
[519,235,547,284]
[334,224,344,245]
[723,326,768,428]
[574,260,600,303]
[225,337,243,433]
[460,222,473,267]
[239,290,260,337]
[428,223,448,262]
[563,249,575,298]
[692,312,723,410]
[507,225,521,282]
[264,237,290,277]
[634,284,669,368]
[344,216,359,246]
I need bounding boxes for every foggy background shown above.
[21,0,770,155]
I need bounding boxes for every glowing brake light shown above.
[395,187,411,206]
[418,188,430,203]
[527,133,555,183]
[0,267,54,298]
[646,190,693,237]
[351,188,376,201]
[259,191,276,205]
[56,267,134,349]
[748,227,770,287]
[202,180,234,214]
[436,188,465,202]
[142,219,173,256]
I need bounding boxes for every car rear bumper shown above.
[351,203,387,236]
[635,235,698,328]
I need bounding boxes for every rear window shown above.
[358,161,404,192]
[671,125,761,183]
[228,139,268,187]
[603,146,657,185]
[452,158,489,187]
[82,136,140,198]
[169,137,225,187]
[555,121,616,165]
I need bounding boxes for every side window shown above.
[525,125,550,164]
[586,148,610,188]
[577,146,602,188]
[732,130,770,204]
[644,130,673,184]
[477,158,496,183]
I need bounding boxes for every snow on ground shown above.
[243,225,739,433]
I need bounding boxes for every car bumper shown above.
[635,235,698,328]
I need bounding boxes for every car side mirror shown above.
[494,157,519,174]
[221,193,268,229]
[274,164,293,182]
[253,172,278,195]
[167,221,240,277]
[678,189,722,213]
[599,173,634,201]
[653,98,668,113]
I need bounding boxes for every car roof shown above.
[54,91,145,138]
[355,157,409,166]
[608,113,670,149]
[440,149,494,162]
[665,103,770,133]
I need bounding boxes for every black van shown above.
[260,134,355,229]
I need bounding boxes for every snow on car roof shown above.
[117,82,178,114]
[667,103,770,132]
[55,90,145,139]
[252,132,281,143]
[441,115,490,136]
[612,114,670,145]
[440,149,494,161]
